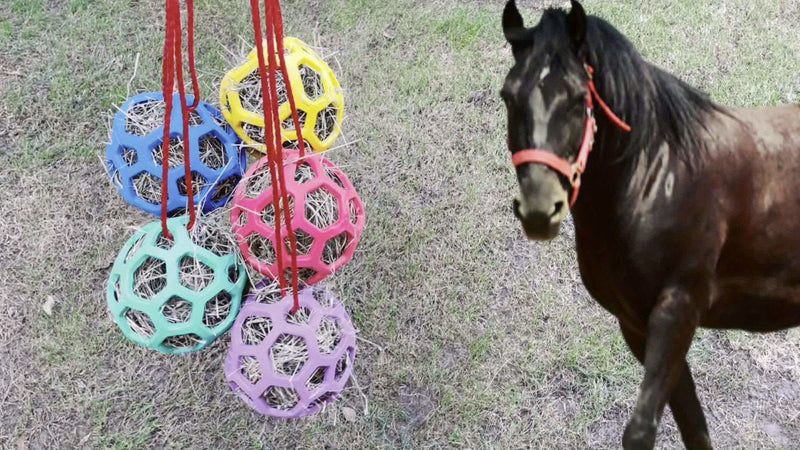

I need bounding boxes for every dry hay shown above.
[299,65,324,100]
[322,233,350,265]
[263,385,299,410]
[314,106,339,141]
[177,172,207,197]
[243,167,273,199]
[247,233,277,265]
[124,99,202,137]
[203,292,233,328]
[305,187,338,228]
[189,207,240,258]
[132,172,162,205]
[280,110,307,132]
[162,333,203,350]
[249,279,290,304]
[124,309,155,338]
[133,256,167,300]
[198,135,229,170]
[240,355,262,383]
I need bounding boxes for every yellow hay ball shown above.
[219,37,344,153]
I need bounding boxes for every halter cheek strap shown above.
[511,64,631,208]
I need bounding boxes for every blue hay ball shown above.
[106,92,246,217]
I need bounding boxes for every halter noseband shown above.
[511,64,631,207]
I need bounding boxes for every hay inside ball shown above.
[224,285,356,418]
[107,214,247,353]
[219,37,344,153]
[230,150,365,285]
[105,92,246,217]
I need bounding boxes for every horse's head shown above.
[502,0,590,240]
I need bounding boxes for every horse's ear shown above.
[503,0,526,43]
[567,0,587,53]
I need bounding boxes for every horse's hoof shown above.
[622,417,657,450]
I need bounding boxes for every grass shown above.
[0,0,799,448]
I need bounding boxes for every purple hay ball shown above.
[224,284,356,418]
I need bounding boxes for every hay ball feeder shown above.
[230,150,365,285]
[219,37,344,153]
[224,285,356,418]
[106,216,247,354]
[106,92,246,217]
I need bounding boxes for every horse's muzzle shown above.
[513,195,563,240]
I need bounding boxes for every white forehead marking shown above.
[529,86,566,147]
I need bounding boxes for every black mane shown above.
[541,9,723,167]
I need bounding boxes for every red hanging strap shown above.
[249,0,303,312]
[160,0,200,238]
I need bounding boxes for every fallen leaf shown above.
[342,406,357,422]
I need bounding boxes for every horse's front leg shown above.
[623,283,706,450]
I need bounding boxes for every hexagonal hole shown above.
[316,317,343,354]
[125,100,166,136]
[246,233,276,265]
[334,347,354,381]
[234,210,249,228]
[154,233,174,250]
[177,172,207,197]
[285,229,314,256]
[211,175,240,204]
[161,296,193,323]
[322,233,350,265]
[250,279,287,304]
[133,256,167,300]
[305,187,338,229]
[294,162,315,183]
[163,333,202,350]
[124,308,155,338]
[314,106,339,141]
[244,168,272,198]
[227,265,240,284]
[240,356,262,384]
[281,110,307,131]
[203,291,232,328]
[286,307,311,325]
[237,70,288,114]
[349,199,359,226]
[263,385,298,410]
[111,277,122,303]
[270,333,308,376]
[152,137,185,168]
[199,134,229,170]
[243,122,265,143]
[324,165,346,189]
[306,366,327,391]
[125,235,146,263]
[299,64,323,100]
[261,196,294,228]
[132,172,162,204]
[242,315,272,345]
[179,256,214,292]
[122,147,138,166]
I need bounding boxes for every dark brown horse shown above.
[501,1,800,448]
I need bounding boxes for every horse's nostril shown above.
[552,201,565,218]
[513,197,522,220]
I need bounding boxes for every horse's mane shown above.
[540,9,723,167]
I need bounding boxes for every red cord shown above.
[160,0,200,238]
[249,0,303,312]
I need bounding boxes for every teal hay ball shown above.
[106,214,246,353]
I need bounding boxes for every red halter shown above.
[511,64,631,207]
